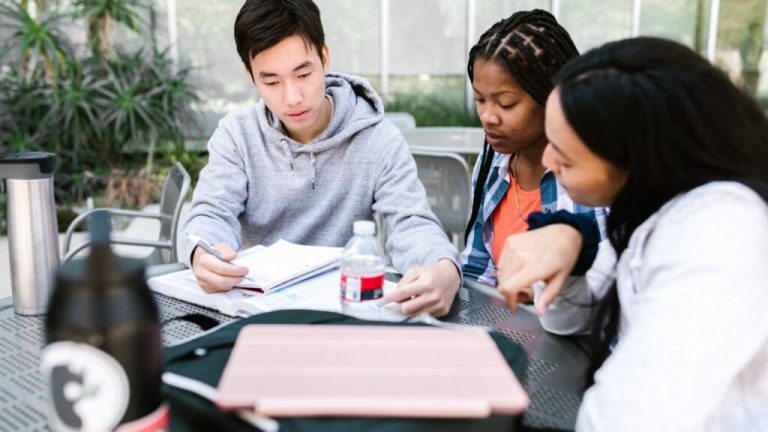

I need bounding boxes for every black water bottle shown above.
[42,213,166,431]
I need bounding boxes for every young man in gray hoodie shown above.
[181,0,461,317]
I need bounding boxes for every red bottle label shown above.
[116,403,169,432]
[340,274,384,302]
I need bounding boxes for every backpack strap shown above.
[162,313,221,332]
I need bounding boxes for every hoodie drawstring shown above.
[309,152,316,190]
[281,139,294,170]
[281,139,316,190]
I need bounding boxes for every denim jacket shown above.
[461,151,608,286]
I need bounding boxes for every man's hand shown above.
[497,224,582,315]
[191,243,249,293]
[382,259,461,317]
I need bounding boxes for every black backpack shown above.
[163,309,529,432]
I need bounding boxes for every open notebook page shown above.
[233,270,405,320]
[231,240,343,292]
[150,267,405,320]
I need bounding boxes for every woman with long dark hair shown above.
[498,37,768,430]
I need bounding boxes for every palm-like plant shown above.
[0,0,196,214]
[143,51,200,172]
[93,50,197,171]
[0,0,199,221]
[100,52,162,162]
[73,0,143,59]
[0,0,70,82]
[47,59,108,169]
[0,69,55,151]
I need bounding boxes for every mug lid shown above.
[0,152,56,180]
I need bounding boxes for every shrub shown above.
[0,0,199,234]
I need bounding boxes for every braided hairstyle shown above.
[464,9,579,242]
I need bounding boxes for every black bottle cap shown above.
[0,152,56,179]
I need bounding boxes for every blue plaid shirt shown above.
[461,152,609,286]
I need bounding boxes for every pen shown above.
[187,233,230,263]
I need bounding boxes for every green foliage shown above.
[56,205,79,234]
[96,50,198,172]
[0,0,70,82]
[0,73,52,150]
[387,92,481,127]
[0,0,199,215]
[385,75,481,127]
[161,141,208,192]
[73,0,144,58]
[717,0,767,50]
[73,0,142,30]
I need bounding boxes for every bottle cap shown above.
[0,151,56,180]
[353,220,375,235]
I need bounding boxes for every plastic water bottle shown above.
[340,220,386,320]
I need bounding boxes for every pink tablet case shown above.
[216,324,529,418]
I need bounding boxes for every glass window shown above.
[316,0,379,76]
[386,0,472,126]
[172,0,382,136]
[475,0,551,38]
[174,1,254,136]
[639,0,703,49]
[559,0,632,51]
[148,0,171,53]
[161,0,767,134]
[389,0,466,75]
[714,0,767,104]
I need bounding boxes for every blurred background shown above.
[0,0,766,234]
[164,0,768,133]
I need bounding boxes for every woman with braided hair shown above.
[461,9,608,289]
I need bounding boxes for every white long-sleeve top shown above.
[536,181,768,432]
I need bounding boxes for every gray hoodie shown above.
[181,72,459,273]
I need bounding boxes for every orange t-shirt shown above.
[491,178,542,264]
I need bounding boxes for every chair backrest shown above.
[411,150,471,249]
[153,162,191,264]
[384,112,417,131]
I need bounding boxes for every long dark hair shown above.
[554,37,768,384]
[464,9,579,242]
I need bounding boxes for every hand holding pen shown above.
[188,233,249,293]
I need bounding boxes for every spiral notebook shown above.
[230,240,342,293]
[147,240,345,317]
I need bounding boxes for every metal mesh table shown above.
[0,285,589,431]
[448,288,591,430]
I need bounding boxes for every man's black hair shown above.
[234,0,325,77]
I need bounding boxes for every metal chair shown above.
[62,162,191,265]
[384,111,417,131]
[411,150,471,250]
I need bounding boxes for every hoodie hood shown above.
[182,71,460,273]
[258,72,385,154]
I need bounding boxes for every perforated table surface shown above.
[0,284,590,431]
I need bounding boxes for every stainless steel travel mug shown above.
[0,152,59,315]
